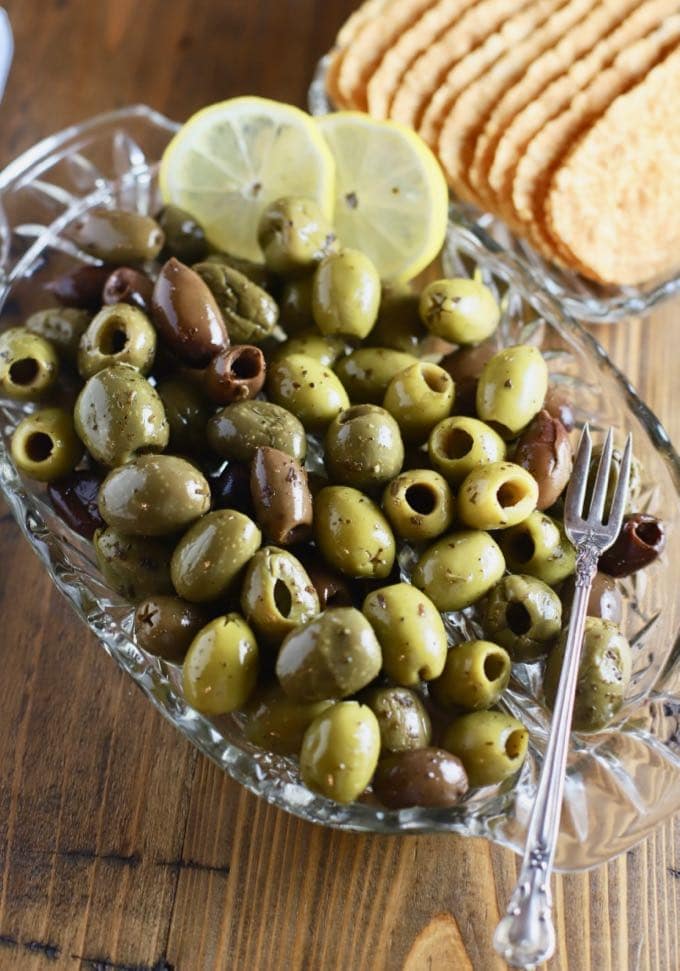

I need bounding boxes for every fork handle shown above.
[493,546,598,968]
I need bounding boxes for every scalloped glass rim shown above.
[0,105,679,872]
[308,54,680,324]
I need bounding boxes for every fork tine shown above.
[588,427,614,521]
[564,423,592,524]
[605,432,633,538]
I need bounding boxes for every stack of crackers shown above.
[327,0,680,286]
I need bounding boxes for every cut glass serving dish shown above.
[0,105,678,870]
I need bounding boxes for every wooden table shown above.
[0,2,678,968]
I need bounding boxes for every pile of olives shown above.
[0,195,666,809]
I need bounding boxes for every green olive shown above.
[94,526,174,601]
[412,530,505,612]
[244,686,334,755]
[300,701,381,803]
[586,444,643,515]
[0,327,59,399]
[199,251,273,291]
[257,196,337,275]
[274,331,347,368]
[279,276,315,336]
[314,486,396,579]
[334,347,418,403]
[482,574,562,662]
[77,303,156,378]
[134,595,210,662]
[156,204,208,263]
[171,509,262,603]
[457,461,538,530]
[381,468,454,542]
[98,455,211,536]
[500,511,576,585]
[383,362,454,443]
[267,353,349,430]
[324,404,404,490]
[419,278,500,344]
[442,711,528,787]
[194,261,279,344]
[476,345,548,438]
[71,208,164,263]
[429,640,511,711]
[312,249,381,339]
[240,546,320,646]
[25,307,91,362]
[428,416,506,485]
[182,614,259,715]
[363,582,447,686]
[362,686,432,753]
[368,286,427,352]
[157,378,211,454]
[544,618,632,732]
[276,607,382,701]
[207,399,307,463]
[11,407,82,482]
[74,364,169,467]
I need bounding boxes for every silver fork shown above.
[493,424,632,969]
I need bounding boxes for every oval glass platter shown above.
[0,105,679,870]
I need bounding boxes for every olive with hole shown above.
[544,618,632,732]
[419,277,500,344]
[362,686,432,753]
[74,363,169,467]
[94,526,174,601]
[312,248,381,339]
[204,344,266,404]
[381,468,454,542]
[439,339,498,416]
[156,204,208,264]
[244,687,334,755]
[429,640,511,712]
[194,260,279,345]
[442,711,528,788]
[71,208,164,263]
[325,404,404,490]
[367,286,426,353]
[45,264,113,310]
[0,327,59,399]
[171,509,262,603]
[26,307,91,362]
[279,276,315,336]
[483,574,562,662]
[276,606,382,702]
[428,415,506,485]
[98,455,211,536]
[77,303,156,378]
[373,748,469,809]
[273,330,347,368]
[134,595,211,662]
[500,511,576,586]
[314,486,396,579]
[182,614,259,715]
[514,409,573,510]
[334,347,417,404]
[152,257,228,366]
[585,444,642,515]
[207,399,306,463]
[412,529,505,612]
[598,513,666,577]
[11,407,82,482]
[363,583,447,686]
[560,571,623,625]
[267,353,349,430]
[476,345,548,438]
[383,361,454,444]
[250,446,313,545]
[240,546,319,646]
[300,700,381,803]
[102,267,154,313]
[257,196,337,275]
[457,461,538,530]
[48,470,104,539]
[157,378,211,454]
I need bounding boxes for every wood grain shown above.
[0,1,678,969]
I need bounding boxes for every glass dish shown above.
[0,105,678,871]
[308,54,680,324]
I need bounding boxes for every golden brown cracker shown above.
[336,0,389,48]
[468,0,640,210]
[366,0,478,120]
[545,44,680,285]
[388,0,532,130]
[326,49,348,108]
[512,15,680,256]
[337,0,435,110]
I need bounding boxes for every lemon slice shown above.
[159,97,336,261]
[316,111,449,282]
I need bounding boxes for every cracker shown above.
[388,0,532,130]
[326,49,348,109]
[336,0,435,110]
[336,0,389,48]
[468,0,640,210]
[545,45,680,285]
[512,14,680,256]
[366,0,478,120]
